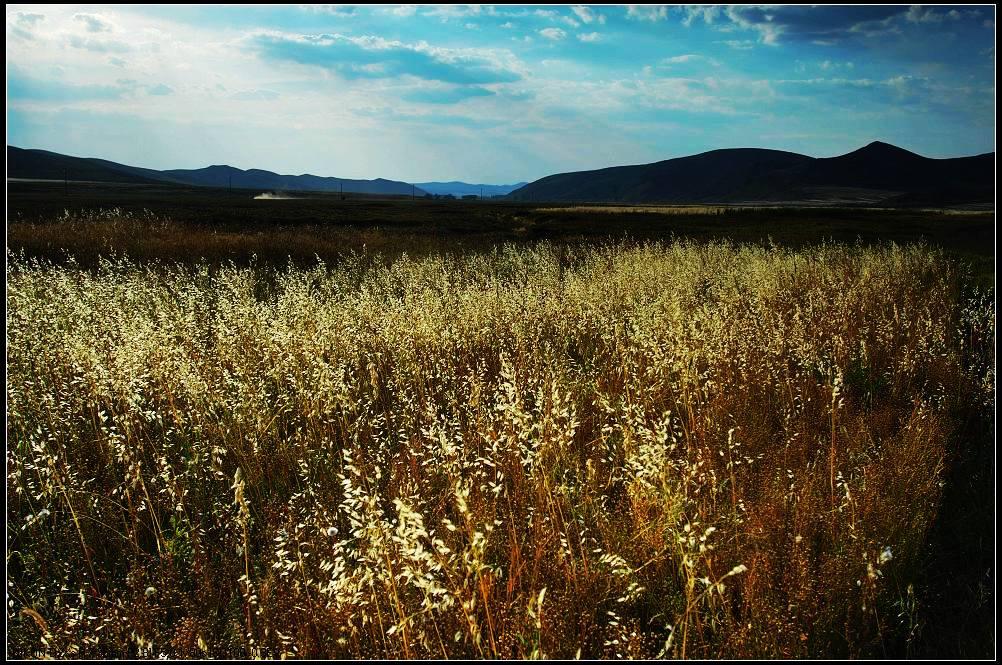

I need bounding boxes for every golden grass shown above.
[6,237,995,658]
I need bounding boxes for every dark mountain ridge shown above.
[9,142,992,206]
[510,141,994,206]
[7,147,164,185]
[6,146,426,196]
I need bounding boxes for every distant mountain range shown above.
[414,181,529,197]
[8,142,994,206]
[6,146,428,196]
[509,142,994,206]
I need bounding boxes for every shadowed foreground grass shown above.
[6,203,995,287]
[6,239,994,658]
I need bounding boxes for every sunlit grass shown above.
[6,235,994,658]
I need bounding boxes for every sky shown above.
[5,4,997,184]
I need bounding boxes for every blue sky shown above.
[6,4,996,183]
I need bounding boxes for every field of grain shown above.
[6,236,995,658]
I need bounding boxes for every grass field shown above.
[6,181,996,283]
[5,187,997,657]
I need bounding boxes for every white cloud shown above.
[572,6,593,24]
[74,13,113,33]
[724,6,782,44]
[819,60,855,71]
[14,11,45,27]
[905,5,976,24]
[572,6,605,25]
[304,5,357,17]
[147,83,174,96]
[679,5,722,27]
[68,35,132,53]
[424,5,482,20]
[390,6,417,18]
[534,8,585,28]
[885,74,922,96]
[9,11,45,40]
[631,75,773,115]
[539,27,567,41]
[577,32,601,43]
[248,30,528,85]
[846,14,902,38]
[232,89,281,101]
[657,54,720,69]
[771,75,938,100]
[626,5,669,22]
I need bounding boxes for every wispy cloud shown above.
[423,5,482,21]
[539,27,566,41]
[682,6,958,45]
[13,11,44,27]
[73,13,113,33]
[68,34,132,53]
[626,5,669,22]
[571,6,605,25]
[388,5,417,18]
[662,54,706,65]
[248,32,523,84]
[679,5,723,27]
[9,11,45,40]
[232,89,280,101]
[905,5,980,24]
[304,5,358,17]
[8,68,134,101]
[147,83,174,96]
[402,85,495,104]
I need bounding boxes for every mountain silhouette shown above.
[9,142,992,206]
[510,141,994,205]
[7,147,164,185]
[6,146,426,196]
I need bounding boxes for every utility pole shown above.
[411,184,415,200]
